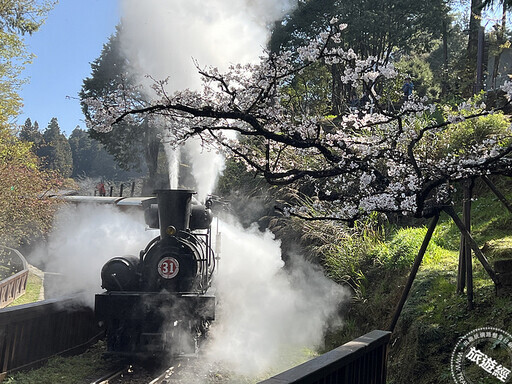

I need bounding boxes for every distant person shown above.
[97,182,106,196]
[402,77,414,100]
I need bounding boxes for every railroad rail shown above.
[0,246,28,308]
[89,365,130,384]
[88,364,175,384]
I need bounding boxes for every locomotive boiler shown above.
[94,189,216,358]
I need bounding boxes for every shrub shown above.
[0,127,62,247]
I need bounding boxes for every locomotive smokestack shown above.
[155,189,195,238]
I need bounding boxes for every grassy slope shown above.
[2,341,118,384]
[324,179,512,383]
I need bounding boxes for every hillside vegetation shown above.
[314,177,512,383]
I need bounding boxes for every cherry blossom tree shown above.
[85,19,512,221]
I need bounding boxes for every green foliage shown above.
[8,270,42,306]
[0,29,27,123]
[80,25,160,184]
[413,96,512,162]
[436,179,512,248]
[270,0,335,54]
[18,120,143,181]
[371,226,448,269]
[270,0,451,113]
[437,112,511,157]
[425,12,468,102]
[0,126,61,247]
[68,127,143,179]
[36,118,73,177]
[307,218,375,274]
[19,118,43,148]
[320,175,512,383]
[280,61,333,117]
[269,189,385,298]
[271,0,449,60]
[0,0,54,125]
[3,341,115,384]
[216,157,267,196]
[395,55,441,101]
[0,0,54,35]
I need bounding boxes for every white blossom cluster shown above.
[85,17,512,222]
[501,80,512,101]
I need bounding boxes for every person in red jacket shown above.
[97,182,106,196]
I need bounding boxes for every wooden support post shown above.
[388,213,440,333]
[457,233,466,293]
[119,184,124,197]
[443,205,500,287]
[482,175,512,214]
[131,182,135,197]
[464,179,474,309]
[458,179,475,302]
[109,186,113,197]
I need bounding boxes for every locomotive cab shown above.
[95,189,216,358]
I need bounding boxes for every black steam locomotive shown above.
[94,189,216,358]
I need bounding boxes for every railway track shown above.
[87,358,195,384]
[89,365,129,384]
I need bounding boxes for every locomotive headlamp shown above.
[166,225,177,236]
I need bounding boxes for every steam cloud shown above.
[118,0,297,200]
[119,0,297,90]
[204,217,348,377]
[32,204,348,380]
[29,204,157,306]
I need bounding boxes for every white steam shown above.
[204,217,348,377]
[31,204,347,379]
[119,0,297,199]
[29,204,157,306]
[162,134,180,189]
[119,0,296,90]
[183,138,225,202]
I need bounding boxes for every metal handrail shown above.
[259,330,391,384]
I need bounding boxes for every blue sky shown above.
[17,0,120,136]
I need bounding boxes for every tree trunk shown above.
[466,0,483,96]
[441,19,449,97]
[491,3,507,90]
[458,179,474,309]
[142,120,164,193]
[331,64,343,115]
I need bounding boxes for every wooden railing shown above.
[0,297,103,380]
[259,330,391,384]
[0,247,28,309]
